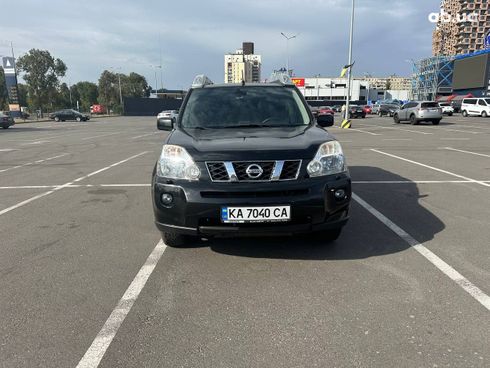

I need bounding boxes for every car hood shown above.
[166,125,335,161]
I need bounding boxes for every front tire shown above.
[161,232,197,248]
[394,114,400,124]
[76,116,82,122]
[462,110,468,117]
[448,112,453,116]
[54,116,60,122]
[410,114,418,125]
[432,119,441,125]
[482,111,488,118]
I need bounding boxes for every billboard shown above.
[291,78,305,87]
[2,56,21,117]
[452,54,489,90]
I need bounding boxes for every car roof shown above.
[191,82,292,90]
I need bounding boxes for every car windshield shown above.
[484,99,490,105]
[180,86,310,129]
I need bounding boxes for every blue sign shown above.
[2,56,21,118]
[486,31,490,49]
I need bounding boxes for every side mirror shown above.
[157,118,174,131]
[316,114,334,127]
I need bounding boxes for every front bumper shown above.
[152,173,351,237]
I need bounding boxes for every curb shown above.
[13,115,122,125]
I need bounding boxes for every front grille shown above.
[233,161,275,181]
[206,160,302,182]
[280,161,301,180]
[207,162,230,182]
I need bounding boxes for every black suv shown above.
[49,109,90,122]
[152,74,351,247]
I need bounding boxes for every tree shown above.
[74,81,98,112]
[17,84,28,108]
[54,82,72,110]
[122,72,149,98]
[16,49,67,111]
[98,70,119,112]
[98,70,149,113]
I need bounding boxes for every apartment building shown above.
[432,0,490,56]
[224,42,262,84]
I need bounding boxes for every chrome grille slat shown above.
[206,160,301,182]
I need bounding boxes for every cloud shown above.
[0,0,440,88]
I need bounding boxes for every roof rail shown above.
[269,70,294,86]
[192,75,214,88]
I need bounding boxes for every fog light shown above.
[334,189,346,200]
[161,193,173,206]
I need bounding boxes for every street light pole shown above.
[344,0,356,122]
[151,65,161,97]
[281,32,298,76]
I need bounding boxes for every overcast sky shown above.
[0,0,439,89]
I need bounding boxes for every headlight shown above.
[157,144,200,180]
[307,141,346,177]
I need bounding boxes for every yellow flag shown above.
[340,62,355,78]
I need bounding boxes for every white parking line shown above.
[440,138,470,141]
[383,138,413,141]
[131,132,158,139]
[348,128,382,136]
[0,153,69,173]
[82,132,122,140]
[0,184,150,190]
[76,239,167,368]
[442,147,490,158]
[371,149,490,188]
[378,126,432,135]
[21,141,51,145]
[353,193,490,311]
[440,128,480,135]
[0,152,148,216]
[352,180,487,184]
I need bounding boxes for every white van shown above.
[461,98,490,117]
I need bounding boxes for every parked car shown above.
[332,105,342,113]
[461,98,490,117]
[317,106,335,115]
[378,104,399,117]
[451,100,462,113]
[152,73,351,247]
[49,109,90,122]
[0,111,15,129]
[157,110,179,126]
[363,105,372,114]
[393,101,442,125]
[371,103,381,115]
[438,102,454,116]
[309,106,319,118]
[349,105,366,119]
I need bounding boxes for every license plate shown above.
[221,206,291,223]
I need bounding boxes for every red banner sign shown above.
[291,78,305,87]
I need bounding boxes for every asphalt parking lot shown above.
[0,114,489,367]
